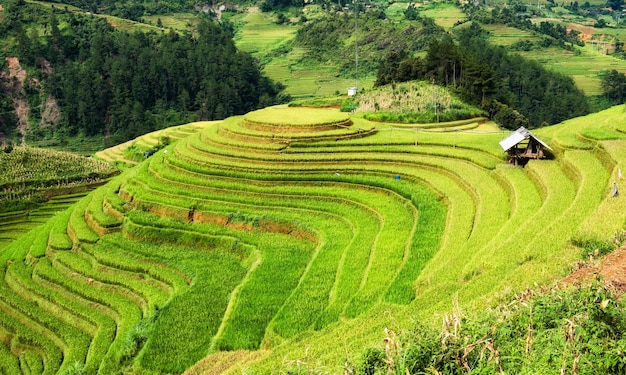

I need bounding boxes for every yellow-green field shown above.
[3,104,625,374]
[143,13,199,31]
[232,11,365,97]
[234,11,297,55]
[519,46,626,95]
[417,3,466,29]
[483,24,541,46]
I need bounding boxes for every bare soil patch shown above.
[3,57,28,144]
[561,246,626,293]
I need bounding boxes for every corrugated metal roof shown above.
[499,127,552,152]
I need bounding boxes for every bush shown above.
[356,282,626,374]
[340,98,359,112]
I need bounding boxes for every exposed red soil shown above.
[561,246,626,293]
[566,23,596,42]
[3,57,28,144]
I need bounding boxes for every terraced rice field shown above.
[1,105,625,374]
[0,193,88,251]
[94,121,215,167]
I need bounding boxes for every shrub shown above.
[357,282,626,374]
[340,98,359,112]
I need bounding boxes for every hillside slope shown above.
[0,105,625,374]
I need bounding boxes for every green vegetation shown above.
[5,0,626,374]
[376,24,589,129]
[2,104,625,374]
[0,146,117,212]
[352,81,486,123]
[356,282,626,374]
[0,2,283,146]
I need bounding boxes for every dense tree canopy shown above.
[294,10,444,75]
[601,69,626,102]
[1,2,284,145]
[41,0,197,19]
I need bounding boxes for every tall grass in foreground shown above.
[356,282,626,375]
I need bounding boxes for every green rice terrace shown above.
[0,147,118,251]
[1,104,626,374]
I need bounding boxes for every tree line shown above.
[294,9,445,76]
[376,24,589,129]
[0,1,284,145]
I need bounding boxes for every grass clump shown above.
[572,230,626,259]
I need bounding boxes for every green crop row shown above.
[120,162,434,344]
[577,139,626,238]
[124,211,242,252]
[219,115,368,140]
[458,151,609,311]
[67,194,100,244]
[173,130,505,180]
[82,239,189,294]
[85,186,123,230]
[136,149,460,326]
[0,306,63,375]
[0,343,21,374]
[32,257,143,371]
[47,208,74,252]
[201,125,287,152]
[0,277,91,373]
[77,245,176,306]
[282,143,502,171]
[114,217,249,373]
[213,234,313,351]
[7,260,118,374]
[289,122,507,157]
[4,270,97,374]
[53,250,162,314]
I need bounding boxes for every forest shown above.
[294,8,446,77]
[374,24,590,129]
[2,0,626,144]
[0,0,284,146]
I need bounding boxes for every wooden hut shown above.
[499,127,552,166]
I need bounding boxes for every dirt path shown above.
[561,246,626,293]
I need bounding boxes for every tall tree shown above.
[601,69,626,102]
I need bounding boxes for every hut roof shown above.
[499,127,552,152]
